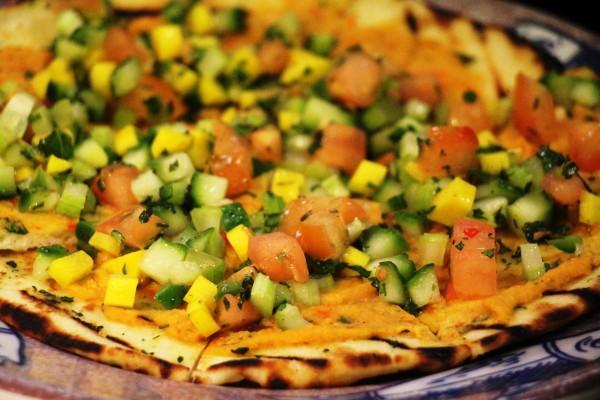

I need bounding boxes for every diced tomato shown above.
[326,51,382,109]
[248,232,309,282]
[512,73,557,145]
[257,38,290,76]
[103,27,151,66]
[417,125,479,177]
[214,294,262,331]
[395,74,440,106]
[329,197,368,224]
[448,92,493,133]
[449,218,497,299]
[208,119,253,197]
[91,163,140,210]
[278,197,350,260]
[312,123,367,175]
[541,171,585,206]
[565,119,600,172]
[96,207,164,249]
[248,125,283,163]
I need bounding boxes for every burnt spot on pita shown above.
[417,346,460,363]
[542,306,578,325]
[212,356,262,368]
[373,337,410,349]
[559,287,600,308]
[266,376,291,389]
[345,352,391,368]
[44,332,103,354]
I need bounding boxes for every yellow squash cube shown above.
[150,24,184,61]
[348,160,387,196]
[184,274,218,308]
[428,177,477,226]
[100,250,145,278]
[89,231,122,256]
[479,151,512,175]
[90,61,117,98]
[48,250,94,288]
[225,224,254,261]
[114,124,139,155]
[187,301,220,337]
[580,191,600,225]
[342,246,371,268]
[280,49,331,85]
[151,127,193,158]
[271,168,306,203]
[198,77,228,106]
[187,128,211,168]
[104,274,138,308]
[46,155,72,175]
[186,3,214,35]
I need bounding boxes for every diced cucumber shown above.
[361,97,404,132]
[70,159,98,182]
[274,303,310,330]
[301,96,353,131]
[394,211,426,237]
[33,244,70,281]
[373,178,404,213]
[79,89,106,122]
[372,261,408,306]
[361,226,410,259]
[548,235,583,254]
[3,141,35,168]
[122,145,151,171]
[507,157,544,191]
[0,92,36,153]
[0,166,17,198]
[250,272,277,317]
[507,191,553,237]
[404,180,444,213]
[289,279,321,306]
[542,71,600,108]
[190,172,228,206]
[406,264,441,308]
[29,106,54,137]
[418,233,448,267]
[470,196,509,228]
[275,283,293,306]
[475,178,523,202]
[131,170,163,203]
[139,238,188,285]
[55,180,89,218]
[186,226,225,258]
[213,7,247,35]
[190,206,222,233]
[152,152,195,183]
[154,283,187,309]
[220,202,250,232]
[152,204,190,237]
[184,249,225,283]
[159,179,189,205]
[305,33,337,56]
[316,274,335,292]
[74,138,109,169]
[111,57,142,97]
[367,253,415,281]
[520,243,545,281]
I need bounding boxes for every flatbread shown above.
[1,0,599,390]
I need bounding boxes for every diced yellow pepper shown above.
[100,250,146,278]
[220,107,238,124]
[580,191,600,225]
[47,58,76,85]
[187,301,220,337]
[15,166,35,182]
[90,61,117,98]
[428,177,477,226]
[48,250,94,288]
[277,110,301,132]
[83,47,105,71]
[151,127,193,158]
[46,155,72,175]
[103,274,138,308]
[342,246,371,268]
[187,127,211,169]
[476,130,498,147]
[114,124,139,155]
[30,69,51,100]
[280,49,331,85]
[479,151,512,175]
[226,224,253,262]
[150,24,184,61]
[402,160,426,183]
[184,274,218,308]
[89,231,122,256]
[238,90,257,108]
[348,160,387,196]
[186,3,214,35]
[271,167,306,203]
[198,77,228,106]
[164,62,198,95]
[188,35,219,49]
[225,46,262,83]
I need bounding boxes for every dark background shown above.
[508,1,596,35]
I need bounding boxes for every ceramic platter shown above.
[2,1,600,399]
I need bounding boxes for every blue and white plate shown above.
[1,1,600,399]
